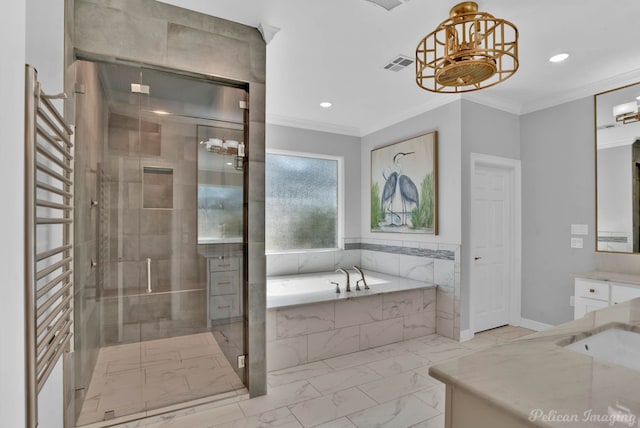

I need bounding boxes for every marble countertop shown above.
[574,270,640,286]
[267,269,435,309]
[429,299,640,427]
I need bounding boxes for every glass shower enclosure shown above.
[73,59,247,425]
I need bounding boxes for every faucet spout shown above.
[335,267,351,292]
[353,266,370,290]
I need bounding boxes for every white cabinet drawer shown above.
[210,271,239,295]
[574,297,609,320]
[210,294,240,319]
[575,279,610,301]
[209,256,239,272]
[611,284,640,305]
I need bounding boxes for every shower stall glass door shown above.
[74,60,247,425]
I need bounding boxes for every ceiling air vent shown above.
[364,0,408,11]
[383,55,414,72]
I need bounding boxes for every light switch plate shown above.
[571,224,589,235]
[571,237,583,249]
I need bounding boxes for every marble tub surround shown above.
[574,270,640,285]
[266,238,461,340]
[429,299,640,428]
[267,277,437,371]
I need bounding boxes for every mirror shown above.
[596,82,640,253]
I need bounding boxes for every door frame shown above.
[469,153,522,334]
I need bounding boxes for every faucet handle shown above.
[330,281,341,294]
[356,279,364,291]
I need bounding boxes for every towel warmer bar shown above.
[25,65,74,428]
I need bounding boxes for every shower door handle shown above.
[146,258,152,293]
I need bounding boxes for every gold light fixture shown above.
[416,2,519,93]
[613,101,640,125]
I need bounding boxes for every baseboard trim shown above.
[459,329,474,342]
[519,318,554,332]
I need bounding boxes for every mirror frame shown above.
[595,81,640,254]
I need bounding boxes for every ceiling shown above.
[157,0,640,137]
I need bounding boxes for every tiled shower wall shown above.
[102,110,207,344]
[266,238,461,341]
[73,0,267,395]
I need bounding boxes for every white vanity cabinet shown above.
[208,255,242,323]
[574,276,640,319]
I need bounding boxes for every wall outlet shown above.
[569,296,575,307]
[237,355,246,368]
[571,237,583,249]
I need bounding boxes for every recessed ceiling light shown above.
[549,53,569,63]
[226,162,233,166]
[320,101,332,108]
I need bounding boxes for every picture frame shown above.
[370,131,438,234]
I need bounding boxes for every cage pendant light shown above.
[415,2,518,93]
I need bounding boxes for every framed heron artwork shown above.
[370,131,438,234]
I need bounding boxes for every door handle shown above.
[474,256,482,260]
[146,258,152,293]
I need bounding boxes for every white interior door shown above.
[471,164,512,332]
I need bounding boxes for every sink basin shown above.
[565,327,640,371]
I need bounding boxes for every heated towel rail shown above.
[25,65,74,427]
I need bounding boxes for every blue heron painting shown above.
[371,131,438,234]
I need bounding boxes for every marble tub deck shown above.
[108,326,533,427]
[267,269,436,310]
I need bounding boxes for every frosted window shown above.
[266,153,338,251]
[198,185,243,242]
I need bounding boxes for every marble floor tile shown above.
[238,381,321,417]
[347,394,440,428]
[83,325,525,428]
[268,361,334,388]
[289,387,377,427]
[140,403,245,428]
[365,354,431,378]
[409,413,445,428]
[313,417,357,428]
[357,370,436,404]
[307,366,382,395]
[214,407,302,428]
[322,349,384,370]
[413,383,446,413]
[77,332,244,426]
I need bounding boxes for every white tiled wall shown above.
[267,288,436,371]
[266,238,461,346]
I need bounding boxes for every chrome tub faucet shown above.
[353,266,369,290]
[335,267,351,292]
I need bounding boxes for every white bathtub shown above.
[267,272,388,297]
[266,269,434,309]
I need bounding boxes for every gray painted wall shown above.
[266,124,362,239]
[360,100,462,246]
[520,97,596,325]
[460,100,520,331]
[1,3,26,427]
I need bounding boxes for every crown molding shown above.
[522,68,640,115]
[360,95,461,137]
[461,92,523,115]
[266,113,361,137]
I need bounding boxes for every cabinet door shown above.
[611,284,640,305]
[574,297,609,320]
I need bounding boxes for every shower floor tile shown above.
[77,332,244,426]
